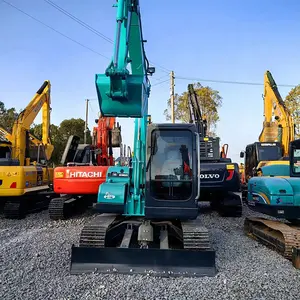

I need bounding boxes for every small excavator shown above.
[245,138,300,263]
[187,84,242,216]
[70,0,216,277]
[48,116,122,220]
[0,80,56,218]
[240,70,295,200]
[241,72,300,264]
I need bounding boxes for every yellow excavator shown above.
[0,80,56,219]
[240,70,295,199]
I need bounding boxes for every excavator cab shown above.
[145,123,199,220]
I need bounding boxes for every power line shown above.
[176,76,297,88]
[42,0,171,74]
[1,0,109,59]
[155,74,170,81]
[43,0,113,44]
[3,0,297,88]
[151,79,169,87]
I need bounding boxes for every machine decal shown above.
[251,192,270,205]
[66,170,102,178]
[55,172,64,178]
[104,192,115,199]
[36,167,43,186]
[199,173,220,179]
[110,171,129,177]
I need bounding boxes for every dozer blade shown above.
[70,245,216,277]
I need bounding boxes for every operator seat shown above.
[160,148,182,188]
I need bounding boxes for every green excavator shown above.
[70,0,216,277]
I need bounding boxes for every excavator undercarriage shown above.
[71,214,215,276]
[244,217,300,261]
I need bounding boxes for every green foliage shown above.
[0,101,18,131]
[164,82,222,135]
[30,118,92,165]
[285,85,300,139]
[59,118,91,142]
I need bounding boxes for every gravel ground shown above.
[1,203,300,300]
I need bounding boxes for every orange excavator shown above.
[48,115,122,220]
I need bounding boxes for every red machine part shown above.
[53,116,117,195]
[220,144,229,158]
[54,165,109,194]
[93,117,116,166]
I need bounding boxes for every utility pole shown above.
[84,99,89,144]
[170,71,175,123]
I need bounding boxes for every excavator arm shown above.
[93,116,121,166]
[95,0,154,215]
[96,0,154,118]
[187,83,207,137]
[259,71,295,156]
[11,80,53,165]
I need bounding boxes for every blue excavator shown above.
[244,138,300,260]
[70,0,216,277]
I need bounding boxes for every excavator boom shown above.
[259,70,295,156]
[11,80,53,165]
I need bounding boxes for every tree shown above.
[59,118,91,143]
[30,118,92,165]
[285,85,300,139]
[0,101,18,132]
[29,123,63,165]
[164,82,222,136]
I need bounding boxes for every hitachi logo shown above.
[200,174,220,179]
[66,171,102,178]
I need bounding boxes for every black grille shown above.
[200,137,220,161]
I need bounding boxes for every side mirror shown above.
[240,151,244,158]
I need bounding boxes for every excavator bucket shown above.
[70,246,216,277]
[95,73,145,118]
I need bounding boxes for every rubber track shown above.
[78,214,212,250]
[3,199,25,219]
[48,198,66,220]
[244,217,300,259]
[181,218,211,250]
[49,196,88,220]
[79,214,117,248]
[4,196,50,219]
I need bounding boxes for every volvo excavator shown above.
[48,116,121,220]
[187,84,242,216]
[0,80,56,218]
[70,0,216,277]
[240,70,295,200]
